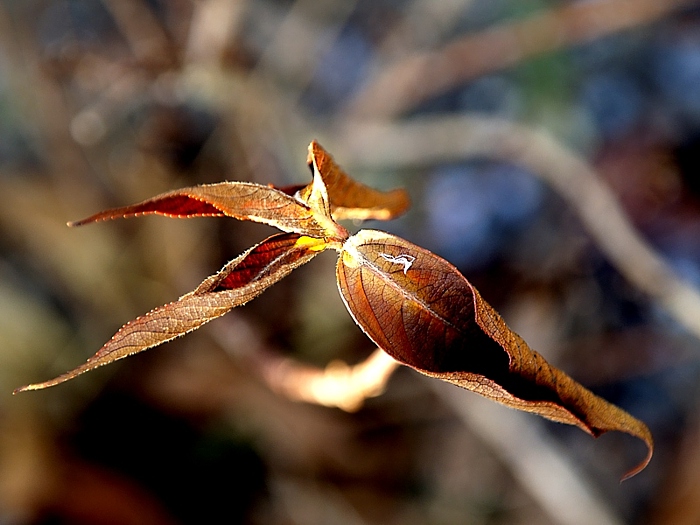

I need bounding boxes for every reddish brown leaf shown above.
[69,181,345,240]
[14,233,327,393]
[280,141,410,221]
[336,229,653,480]
[16,141,653,482]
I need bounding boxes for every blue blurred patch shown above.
[305,27,372,113]
[423,163,543,268]
[580,72,644,139]
[652,34,700,123]
[458,75,523,118]
[37,0,116,51]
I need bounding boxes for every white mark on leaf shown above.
[379,253,415,274]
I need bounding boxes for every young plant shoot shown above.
[16,142,652,480]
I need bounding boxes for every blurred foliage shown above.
[1,0,700,524]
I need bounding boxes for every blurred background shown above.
[1,0,700,523]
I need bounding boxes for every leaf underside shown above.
[305,141,410,221]
[336,229,653,480]
[15,233,324,393]
[69,182,336,238]
[277,141,410,222]
[68,142,409,235]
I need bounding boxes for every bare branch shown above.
[101,0,173,66]
[346,0,699,119]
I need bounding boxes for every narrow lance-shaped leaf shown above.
[15,233,328,393]
[279,141,410,222]
[336,229,653,480]
[69,181,345,240]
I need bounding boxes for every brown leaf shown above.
[336,229,653,480]
[16,140,652,481]
[15,233,327,392]
[280,141,410,221]
[69,181,345,241]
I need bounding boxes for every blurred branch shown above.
[252,0,359,104]
[271,476,371,525]
[346,0,699,119]
[340,115,700,341]
[260,348,400,412]
[430,379,624,525]
[101,0,173,66]
[185,0,246,65]
[207,312,400,412]
[376,0,475,59]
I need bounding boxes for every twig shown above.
[345,0,699,119]
[339,115,700,341]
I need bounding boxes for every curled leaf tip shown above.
[305,141,411,222]
[619,426,654,482]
